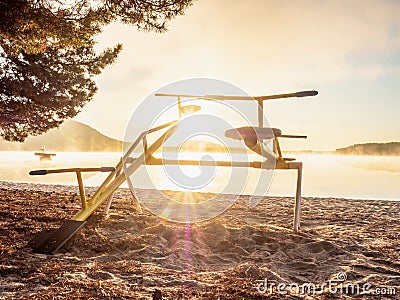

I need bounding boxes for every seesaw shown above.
[28,90,318,253]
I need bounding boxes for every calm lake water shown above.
[0,151,399,200]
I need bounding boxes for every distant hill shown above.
[336,142,400,156]
[0,120,123,152]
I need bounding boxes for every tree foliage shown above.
[0,0,194,141]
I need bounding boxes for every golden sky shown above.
[75,0,400,150]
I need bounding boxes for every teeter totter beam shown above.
[29,90,317,253]
[28,120,179,253]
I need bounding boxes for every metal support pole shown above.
[258,100,263,127]
[76,171,87,209]
[290,162,303,232]
[177,96,182,118]
[104,169,120,215]
[143,136,148,155]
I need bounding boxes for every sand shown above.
[0,181,399,299]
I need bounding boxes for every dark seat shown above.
[225,127,281,159]
[225,126,281,142]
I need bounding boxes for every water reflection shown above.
[0,152,399,200]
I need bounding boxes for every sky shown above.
[75,0,400,151]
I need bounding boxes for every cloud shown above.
[75,0,400,148]
[101,1,400,87]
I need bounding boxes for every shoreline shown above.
[1,180,399,203]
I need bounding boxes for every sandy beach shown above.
[0,181,399,299]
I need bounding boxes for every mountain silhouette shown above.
[0,120,122,152]
[336,142,400,156]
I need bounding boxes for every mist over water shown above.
[0,151,399,200]
[0,152,120,187]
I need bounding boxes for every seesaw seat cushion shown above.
[225,126,282,141]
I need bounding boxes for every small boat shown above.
[34,146,56,161]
